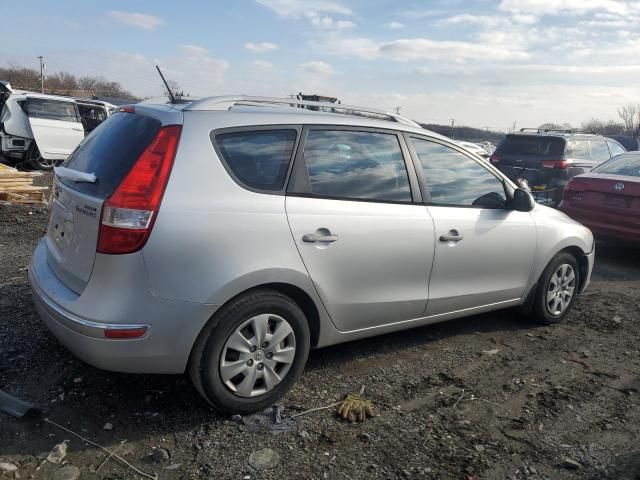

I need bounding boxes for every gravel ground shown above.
[1,171,639,480]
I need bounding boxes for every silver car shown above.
[29,96,594,413]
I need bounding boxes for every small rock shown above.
[103,422,113,431]
[561,457,582,470]
[231,414,243,423]
[529,466,537,474]
[243,476,251,480]
[46,441,68,464]
[299,430,310,440]
[605,423,614,431]
[358,432,372,442]
[73,377,83,384]
[52,465,80,480]
[151,447,170,463]
[248,448,280,470]
[163,463,182,470]
[482,349,501,356]
[474,444,485,452]
[0,462,18,473]
[613,315,622,324]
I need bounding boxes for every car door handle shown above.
[302,233,338,243]
[439,230,464,242]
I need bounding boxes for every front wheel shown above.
[528,252,579,325]
[189,290,310,414]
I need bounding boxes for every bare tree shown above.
[538,122,568,130]
[581,118,625,136]
[617,103,640,137]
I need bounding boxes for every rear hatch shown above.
[46,111,162,293]
[492,134,566,185]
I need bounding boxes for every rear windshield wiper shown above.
[54,166,97,183]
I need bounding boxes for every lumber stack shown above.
[0,163,49,204]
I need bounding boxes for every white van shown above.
[0,82,85,170]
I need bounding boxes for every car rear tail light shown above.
[542,160,569,169]
[97,125,182,254]
[490,154,501,164]
[104,327,148,339]
[118,106,135,113]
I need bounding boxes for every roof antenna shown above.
[155,65,176,104]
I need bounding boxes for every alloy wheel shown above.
[546,263,576,316]
[219,313,296,398]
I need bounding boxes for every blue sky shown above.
[3,0,640,130]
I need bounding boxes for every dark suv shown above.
[490,129,626,204]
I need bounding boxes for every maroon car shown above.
[559,152,640,242]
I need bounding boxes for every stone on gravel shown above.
[46,441,68,464]
[102,422,113,430]
[0,462,18,473]
[52,465,80,480]
[561,457,582,470]
[151,447,170,463]
[248,448,280,470]
[482,349,501,356]
[299,430,310,440]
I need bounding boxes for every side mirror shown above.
[511,188,535,212]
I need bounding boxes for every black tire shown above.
[529,252,579,325]
[189,289,310,414]
[27,143,58,171]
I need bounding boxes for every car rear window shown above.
[496,135,565,156]
[60,112,162,198]
[213,129,297,191]
[593,154,640,177]
[565,139,591,159]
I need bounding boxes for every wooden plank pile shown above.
[0,163,49,204]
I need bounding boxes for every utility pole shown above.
[450,118,455,139]
[511,121,517,133]
[37,56,45,93]
[395,106,402,115]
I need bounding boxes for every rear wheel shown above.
[189,290,310,414]
[27,143,59,171]
[529,252,579,325]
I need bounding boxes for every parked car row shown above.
[0,81,114,170]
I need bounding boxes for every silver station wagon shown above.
[29,96,594,413]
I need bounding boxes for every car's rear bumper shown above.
[559,205,640,242]
[29,239,217,374]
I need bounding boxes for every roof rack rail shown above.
[519,127,596,135]
[184,95,421,128]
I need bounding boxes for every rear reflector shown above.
[97,124,182,254]
[104,327,147,339]
[490,154,501,164]
[542,160,569,169]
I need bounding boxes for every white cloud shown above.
[310,16,356,29]
[300,60,334,75]
[108,11,163,30]
[443,13,538,28]
[245,41,279,53]
[384,22,405,29]
[499,0,632,16]
[255,0,352,17]
[313,36,529,62]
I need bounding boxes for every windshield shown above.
[592,154,640,177]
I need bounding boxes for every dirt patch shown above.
[0,197,639,480]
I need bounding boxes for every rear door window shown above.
[607,140,626,157]
[301,129,411,202]
[565,139,591,159]
[60,112,161,198]
[27,98,79,123]
[590,139,611,162]
[214,129,297,191]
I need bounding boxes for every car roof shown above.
[508,130,604,140]
[136,95,448,140]
[10,91,78,103]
